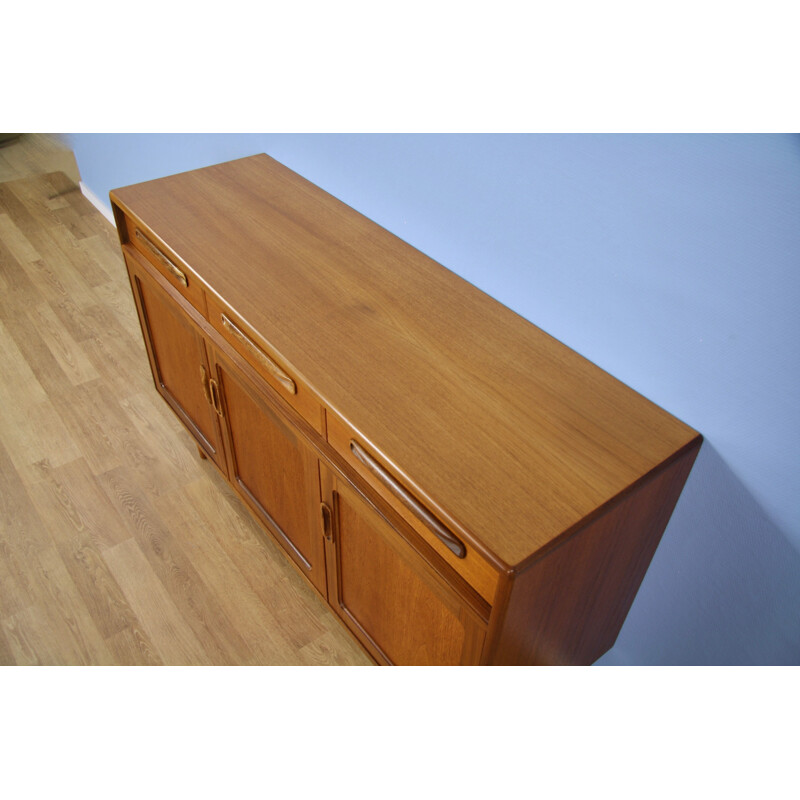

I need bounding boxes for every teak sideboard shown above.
[110,154,702,666]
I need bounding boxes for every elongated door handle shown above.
[135,228,188,287]
[200,364,212,405]
[349,440,466,558]
[320,502,333,542]
[208,377,224,417]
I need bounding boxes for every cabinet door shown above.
[211,348,327,595]
[127,253,226,470]
[321,466,486,665]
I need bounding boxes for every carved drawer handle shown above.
[220,313,297,395]
[349,439,466,559]
[135,228,188,287]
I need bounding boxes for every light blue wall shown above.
[67,133,800,665]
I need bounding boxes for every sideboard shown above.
[110,154,702,665]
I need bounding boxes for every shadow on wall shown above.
[597,441,800,665]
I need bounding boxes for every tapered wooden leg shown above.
[196,444,208,460]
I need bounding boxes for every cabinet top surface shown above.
[111,154,700,567]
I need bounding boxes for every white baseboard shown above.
[79,181,115,226]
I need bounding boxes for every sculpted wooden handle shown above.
[349,440,466,558]
[135,228,188,287]
[200,364,212,405]
[320,502,334,542]
[221,313,297,395]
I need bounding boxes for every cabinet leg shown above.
[196,444,208,460]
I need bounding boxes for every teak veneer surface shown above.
[111,154,700,567]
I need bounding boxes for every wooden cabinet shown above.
[211,346,327,594]
[125,250,225,471]
[111,154,702,665]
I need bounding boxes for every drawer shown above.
[206,293,325,435]
[124,215,207,315]
[327,412,500,605]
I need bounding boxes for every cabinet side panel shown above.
[486,441,701,665]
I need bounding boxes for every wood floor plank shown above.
[47,381,126,476]
[0,314,81,483]
[98,407,201,500]
[1,541,115,665]
[0,287,77,403]
[21,458,158,652]
[0,390,82,478]
[0,554,29,620]
[153,488,299,665]
[297,629,370,666]
[21,546,116,665]
[53,196,96,241]
[2,609,45,665]
[40,171,82,206]
[49,293,99,343]
[79,303,154,400]
[52,220,118,289]
[0,180,98,309]
[0,229,43,308]
[0,211,40,262]
[8,172,77,232]
[18,250,95,311]
[27,457,130,552]
[0,448,120,664]
[0,355,82,484]
[102,537,210,665]
[72,233,122,287]
[0,180,46,238]
[26,301,101,386]
[0,315,49,406]
[98,465,259,665]
[103,625,164,666]
[54,539,141,641]
[90,279,144,341]
[80,213,117,241]
[0,623,15,665]
[0,441,52,613]
[119,391,199,479]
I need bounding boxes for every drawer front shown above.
[206,293,325,435]
[327,412,500,605]
[124,215,207,315]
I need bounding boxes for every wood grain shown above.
[325,471,485,666]
[484,444,701,665]
[0,137,371,665]
[213,350,327,592]
[111,154,701,566]
[101,537,210,666]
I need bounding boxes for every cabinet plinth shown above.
[111,154,701,665]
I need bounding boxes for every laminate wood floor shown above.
[0,135,371,665]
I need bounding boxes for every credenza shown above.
[110,154,702,665]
